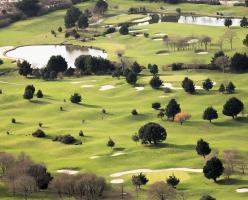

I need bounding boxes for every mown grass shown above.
[0,0,248,199]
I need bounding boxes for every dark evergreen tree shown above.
[47,55,68,73]
[240,17,248,28]
[64,7,82,28]
[16,0,41,17]
[166,174,180,188]
[149,76,163,89]
[182,77,195,94]
[152,102,161,110]
[94,0,108,15]
[224,18,232,28]
[138,122,167,145]
[203,107,218,123]
[200,195,216,200]
[126,71,137,85]
[243,34,248,48]
[222,97,244,119]
[196,139,211,158]
[70,93,82,104]
[203,157,224,182]
[119,24,129,35]
[131,61,142,74]
[165,99,181,121]
[149,64,158,75]
[106,137,115,149]
[36,90,43,98]
[78,14,89,29]
[218,83,225,93]
[23,85,35,100]
[18,60,32,77]
[202,78,213,91]
[226,81,235,94]
[132,173,149,190]
[230,53,248,72]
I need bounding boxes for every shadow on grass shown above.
[113,147,126,151]
[31,100,50,105]
[147,143,195,150]
[214,117,248,127]
[78,103,101,108]
[217,178,248,186]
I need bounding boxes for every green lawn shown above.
[0,0,248,199]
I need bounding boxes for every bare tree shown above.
[200,36,212,51]
[148,181,177,200]
[236,152,247,175]
[15,175,36,200]
[0,152,15,176]
[224,29,236,50]
[213,55,230,73]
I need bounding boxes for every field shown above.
[0,0,248,199]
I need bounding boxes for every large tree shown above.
[16,0,41,17]
[149,76,163,89]
[203,157,224,182]
[240,17,248,28]
[182,77,195,94]
[149,64,158,75]
[132,173,148,190]
[138,122,167,145]
[202,78,213,91]
[224,18,232,28]
[196,139,211,158]
[64,7,82,28]
[126,71,137,85]
[70,93,82,104]
[94,0,108,15]
[165,99,181,121]
[222,97,244,119]
[131,61,142,74]
[203,107,218,123]
[148,181,177,200]
[23,85,35,100]
[47,56,68,73]
[18,60,32,77]
[77,14,89,29]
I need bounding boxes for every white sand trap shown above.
[111,152,126,157]
[129,29,148,33]
[110,179,124,184]
[90,156,100,159]
[0,46,14,58]
[159,95,169,98]
[81,85,94,88]
[197,52,208,55]
[157,53,170,56]
[155,33,167,36]
[187,39,199,44]
[133,16,151,23]
[195,85,203,90]
[0,81,24,86]
[110,168,202,177]
[213,81,217,85]
[71,81,83,84]
[135,87,144,91]
[162,83,182,90]
[153,38,163,41]
[236,188,248,193]
[136,34,144,37]
[57,169,79,175]
[99,85,116,91]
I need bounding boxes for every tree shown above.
[131,61,142,74]
[213,55,230,73]
[226,81,235,94]
[202,78,213,91]
[107,137,115,149]
[224,29,236,49]
[149,64,158,75]
[138,122,167,145]
[222,149,237,181]
[203,157,224,182]
[58,27,63,32]
[152,102,161,110]
[0,152,15,176]
[243,34,248,48]
[70,93,82,104]
[77,14,89,29]
[203,107,218,123]
[15,175,36,200]
[64,7,82,28]
[224,18,232,28]
[230,53,248,72]
[200,36,212,50]
[174,112,191,125]
[218,83,225,93]
[36,90,43,98]
[182,77,195,94]
[149,76,163,89]
[27,164,52,189]
[240,17,248,27]
[246,0,248,7]
[165,99,181,121]
[132,173,148,190]
[94,0,108,15]
[47,55,68,73]
[119,24,129,35]
[131,109,138,115]
[166,174,180,188]
[148,181,177,200]
[200,195,216,200]
[18,60,32,77]
[196,139,211,158]
[126,71,137,85]
[132,134,139,145]
[16,0,41,17]
[23,85,35,100]
[222,97,244,119]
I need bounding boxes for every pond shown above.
[133,14,241,27]
[6,45,107,68]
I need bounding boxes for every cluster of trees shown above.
[23,85,43,100]
[0,152,52,199]
[16,0,41,17]
[64,6,89,29]
[240,17,248,27]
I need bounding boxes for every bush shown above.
[36,90,43,98]
[152,102,161,110]
[32,129,46,138]
[79,130,84,137]
[70,93,82,104]
[131,109,138,115]
[53,135,81,145]
[149,76,163,89]
[119,24,129,35]
[182,77,195,94]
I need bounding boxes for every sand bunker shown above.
[99,85,116,91]
[90,156,100,159]
[197,52,208,55]
[187,39,199,44]
[0,46,14,58]
[236,188,248,193]
[136,34,144,37]
[162,83,182,90]
[135,87,144,91]
[81,85,94,88]
[110,168,202,177]
[133,16,151,23]
[153,38,163,41]
[57,169,79,175]
[111,152,126,157]
[195,85,203,90]
[159,95,169,98]
[157,53,170,56]
[0,81,23,85]
[155,33,167,36]
[110,179,124,184]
